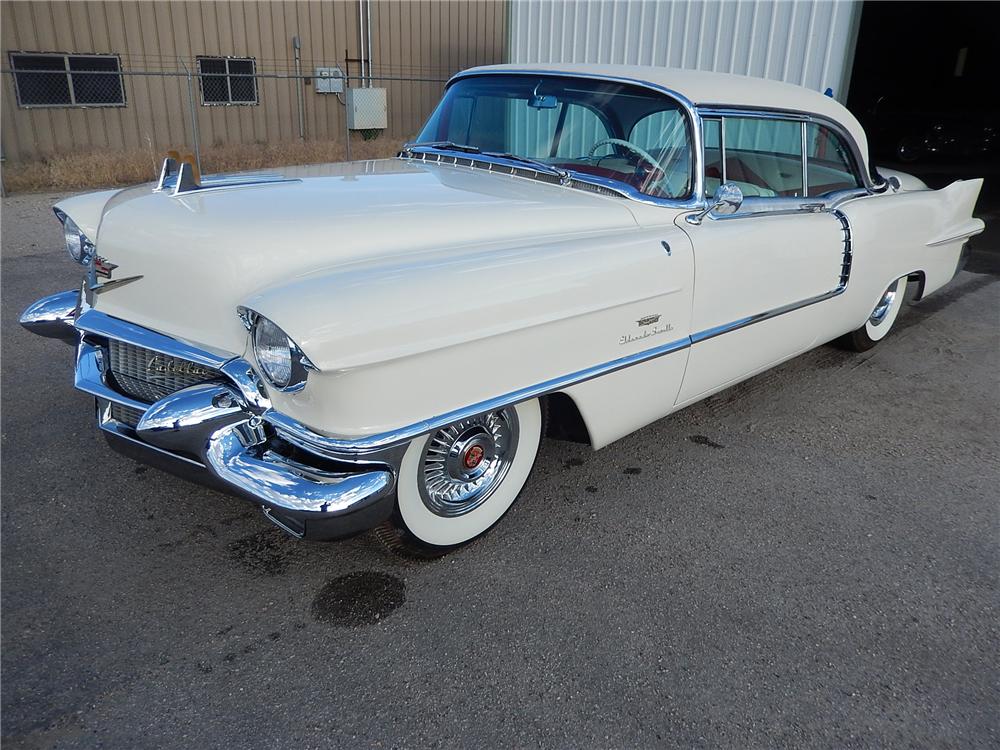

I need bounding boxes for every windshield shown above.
[415,74,693,200]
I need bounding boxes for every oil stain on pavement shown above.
[311,571,406,626]
[688,434,725,449]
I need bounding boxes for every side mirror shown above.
[686,182,744,225]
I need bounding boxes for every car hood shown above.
[81,158,638,355]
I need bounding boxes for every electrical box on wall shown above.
[314,66,344,94]
[345,87,388,129]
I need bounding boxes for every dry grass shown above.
[1,137,404,193]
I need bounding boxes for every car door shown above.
[675,114,858,405]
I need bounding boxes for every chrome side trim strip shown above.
[75,309,232,369]
[264,333,694,455]
[690,287,842,343]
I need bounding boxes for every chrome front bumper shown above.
[20,290,398,540]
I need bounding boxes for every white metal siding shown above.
[509,0,861,103]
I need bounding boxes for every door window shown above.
[806,123,862,194]
[720,117,803,198]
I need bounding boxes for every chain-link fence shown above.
[2,58,452,189]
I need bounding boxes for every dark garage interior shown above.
[848,1,999,274]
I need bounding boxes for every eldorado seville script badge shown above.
[619,314,674,345]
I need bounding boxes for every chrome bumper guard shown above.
[20,290,396,540]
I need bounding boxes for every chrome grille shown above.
[110,402,146,428]
[107,339,220,403]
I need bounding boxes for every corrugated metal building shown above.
[1,0,507,163]
[509,0,861,103]
[2,0,862,169]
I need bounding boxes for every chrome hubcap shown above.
[418,408,519,517]
[869,278,902,326]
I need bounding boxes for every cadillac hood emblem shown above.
[93,256,118,279]
[636,314,661,327]
[86,255,143,296]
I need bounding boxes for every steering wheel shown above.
[586,138,662,172]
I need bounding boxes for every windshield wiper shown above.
[403,140,482,155]
[403,142,572,185]
[482,151,571,184]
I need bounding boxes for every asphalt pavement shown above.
[2,189,998,749]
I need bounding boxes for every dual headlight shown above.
[239,308,314,392]
[55,209,96,265]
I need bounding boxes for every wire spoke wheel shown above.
[418,408,519,517]
[377,398,544,556]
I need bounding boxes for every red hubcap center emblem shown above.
[463,445,485,469]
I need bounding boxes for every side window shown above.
[806,123,862,194]
[722,117,803,198]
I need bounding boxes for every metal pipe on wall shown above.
[292,35,305,140]
[358,0,366,85]
[366,0,373,86]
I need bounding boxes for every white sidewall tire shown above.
[864,277,906,341]
[395,399,542,548]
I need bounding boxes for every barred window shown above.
[9,52,125,108]
[197,56,257,105]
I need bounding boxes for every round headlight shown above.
[251,315,312,391]
[60,214,95,265]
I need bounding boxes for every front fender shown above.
[244,226,695,438]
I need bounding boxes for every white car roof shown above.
[457,63,871,176]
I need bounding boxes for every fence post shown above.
[178,59,202,173]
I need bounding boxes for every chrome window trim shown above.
[696,104,880,192]
[801,121,809,197]
[706,188,869,220]
[438,69,706,209]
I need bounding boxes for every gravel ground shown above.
[2,189,998,749]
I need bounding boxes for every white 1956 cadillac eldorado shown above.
[21,64,984,556]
